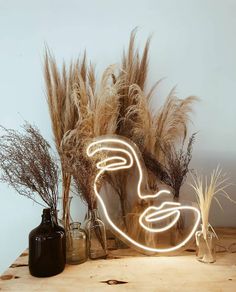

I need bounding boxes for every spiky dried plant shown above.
[0,123,59,212]
[190,166,233,240]
[44,49,86,228]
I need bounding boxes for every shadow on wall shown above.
[182,150,236,227]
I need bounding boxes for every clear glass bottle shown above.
[195,225,217,263]
[86,209,108,260]
[66,222,88,265]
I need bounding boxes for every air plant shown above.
[0,123,59,214]
[190,166,233,240]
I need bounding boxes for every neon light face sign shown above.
[87,136,200,254]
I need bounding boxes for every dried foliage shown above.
[43,29,198,236]
[44,49,84,227]
[110,29,198,200]
[190,166,233,239]
[61,65,122,210]
[60,63,122,250]
[62,137,98,211]
[0,123,59,211]
[145,133,196,198]
[154,93,198,159]
[115,28,153,136]
[104,29,154,225]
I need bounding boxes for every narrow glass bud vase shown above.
[66,222,88,264]
[29,208,66,277]
[86,209,108,260]
[195,225,216,263]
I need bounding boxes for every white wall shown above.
[0,0,236,273]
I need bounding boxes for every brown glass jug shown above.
[29,208,66,277]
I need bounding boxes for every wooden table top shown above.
[1,228,236,292]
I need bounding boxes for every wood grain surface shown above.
[1,228,236,292]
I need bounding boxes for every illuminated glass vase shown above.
[195,225,216,263]
[86,209,108,259]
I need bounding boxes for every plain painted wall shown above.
[0,0,236,274]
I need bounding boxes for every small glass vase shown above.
[86,209,108,260]
[66,222,88,265]
[195,225,216,263]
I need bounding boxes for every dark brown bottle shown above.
[29,208,66,277]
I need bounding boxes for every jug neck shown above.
[41,208,53,225]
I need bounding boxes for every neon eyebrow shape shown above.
[87,137,200,253]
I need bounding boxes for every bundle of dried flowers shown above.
[0,123,59,213]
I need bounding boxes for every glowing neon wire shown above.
[87,137,200,253]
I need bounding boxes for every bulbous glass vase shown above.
[66,222,88,265]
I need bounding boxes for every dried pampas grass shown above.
[115,28,154,137]
[154,92,198,159]
[61,65,122,211]
[44,49,86,228]
[43,28,199,233]
[190,166,233,239]
[113,29,198,196]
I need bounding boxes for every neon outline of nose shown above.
[87,137,200,253]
